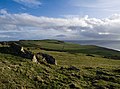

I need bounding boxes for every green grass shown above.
[19,40,120,57]
[0,40,120,89]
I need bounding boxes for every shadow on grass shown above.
[0,47,13,54]
[0,47,27,59]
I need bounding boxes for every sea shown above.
[65,40,120,51]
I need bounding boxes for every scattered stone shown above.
[85,67,93,69]
[60,66,80,71]
[21,47,25,53]
[68,66,80,71]
[86,54,95,57]
[32,55,37,63]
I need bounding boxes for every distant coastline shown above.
[65,40,120,51]
[1,39,120,51]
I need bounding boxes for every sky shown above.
[0,0,120,41]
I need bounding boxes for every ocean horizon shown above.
[65,40,120,51]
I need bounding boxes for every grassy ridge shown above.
[0,40,120,89]
[19,40,120,58]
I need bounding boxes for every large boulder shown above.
[21,49,33,59]
[37,53,57,65]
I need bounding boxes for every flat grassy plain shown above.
[0,40,120,89]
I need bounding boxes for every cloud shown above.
[0,9,120,40]
[55,35,67,37]
[70,0,120,9]
[13,0,41,8]
[0,9,8,14]
[69,0,120,16]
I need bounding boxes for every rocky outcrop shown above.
[9,43,57,65]
[37,52,57,65]
[9,43,23,54]
[9,43,37,62]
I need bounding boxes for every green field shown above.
[0,40,120,89]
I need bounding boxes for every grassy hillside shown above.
[18,40,120,59]
[0,40,120,89]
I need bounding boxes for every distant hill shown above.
[17,39,120,60]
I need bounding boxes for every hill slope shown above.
[0,40,120,89]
